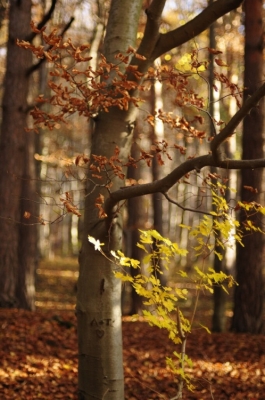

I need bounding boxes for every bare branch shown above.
[151,0,244,60]
[163,192,216,217]
[211,82,265,162]
[27,17,75,76]
[130,0,243,81]
[136,0,166,58]
[105,150,265,218]
[105,154,213,215]
[219,158,265,169]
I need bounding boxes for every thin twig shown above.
[27,17,75,76]
[163,192,221,217]
[170,307,187,400]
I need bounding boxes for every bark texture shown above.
[126,140,144,315]
[77,2,143,399]
[231,0,264,333]
[0,0,36,309]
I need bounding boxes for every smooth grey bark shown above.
[77,3,143,399]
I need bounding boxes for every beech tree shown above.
[77,0,264,397]
[76,0,265,399]
[18,0,265,398]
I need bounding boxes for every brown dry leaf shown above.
[95,194,104,204]
[243,185,258,193]
[207,47,223,55]
[215,58,228,67]
[0,259,264,400]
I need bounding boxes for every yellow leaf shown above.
[114,271,133,282]
[136,242,147,252]
[199,324,211,334]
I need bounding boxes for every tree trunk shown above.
[150,82,167,286]
[231,0,264,333]
[77,2,143,398]
[17,128,37,310]
[126,140,144,315]
[77,110,138,400]
[150,82,164,236]
[212,241,227,332]
[208,6,228,332]
[0,0,34,309]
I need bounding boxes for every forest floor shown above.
[0,258,264,400]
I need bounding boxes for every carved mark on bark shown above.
[100,278,105,295]
[90,318,98,327]
[96,329,105,338]
[126,120,136,136]
[90,318,113,327]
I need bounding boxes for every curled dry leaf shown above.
[38,215,46,225]
[215,58,228,67]
[95,194,104,204]
[60,192,81,217]
[243,185,258,193]
[75,154,90,166]
[207,47,223,55]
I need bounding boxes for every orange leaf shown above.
[215,58,228,67]
[95,194,104,204]
[207,47,222,55]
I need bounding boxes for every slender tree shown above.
[208,0,227,332]
[126,137,145,314]
[231,0,264,333]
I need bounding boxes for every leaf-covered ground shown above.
[0,258,264,399]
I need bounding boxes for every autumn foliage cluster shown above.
[16,21,250,226]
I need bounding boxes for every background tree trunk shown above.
[126,139,144,315]
[207,0,228,332]
[16,128,37,310]
[0,0,34,309]
[231,0,264,333]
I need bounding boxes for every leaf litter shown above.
[0,258,264,399]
